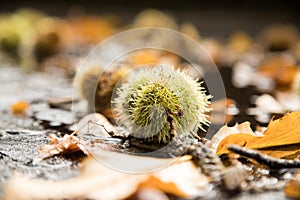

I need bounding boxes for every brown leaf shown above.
[216,133,260,155]
[210,121,256,154]
[140,158,208,197]
[35,134,88,161]
[36,113,127,162]
[215,111,300,158]
[251,111,300,148]
[259,144,300,159]
[4,156,208,200]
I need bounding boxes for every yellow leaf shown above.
[216,111,300,158]
[250,111,300,149]
[210,122,256,154]
[259,147,300,159]
[216,133,261,155]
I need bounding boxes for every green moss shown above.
[114,66,211,143]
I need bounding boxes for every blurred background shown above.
[1,2,300,198]
[1,0,300,39]
[1,0,300,129]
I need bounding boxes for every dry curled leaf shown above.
[4,156,208,200]
[36,113,127,162]
[35,134,88,161]
[215,111,300,158]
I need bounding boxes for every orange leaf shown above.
[11,101,29,116]
[259,64,299,88]
[210,122,256,154]
[4,156,208,200]
[216,111,300,158]
[216,133,261,155]
[250,111,300,149]
[259,146,300,159]
[285,173,300,199]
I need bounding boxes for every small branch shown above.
[87,120,115,136]
[228,144,300,169]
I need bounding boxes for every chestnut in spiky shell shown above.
[113,66,211,143]
[75,64,129,117]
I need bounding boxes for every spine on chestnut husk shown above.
[113,65,211,143]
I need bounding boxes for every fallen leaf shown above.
[210,121,256,154]
[285,173,300,199]
[4,158,146,200]
[250,111,300,149]
[35,134,89,161]
[140,159,207,197]
[215,111,300,158]
[259,144,300,159]
[11,101,29,116]
[70,113,123,137]
[4,156,208,200]
[216,133,262,155]
[36,113,126,162]
[259,64,299,89]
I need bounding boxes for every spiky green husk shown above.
[114,66,211,143]
[76,65,129,115]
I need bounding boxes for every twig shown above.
[87,120,115,136]
[228,144,300,169]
